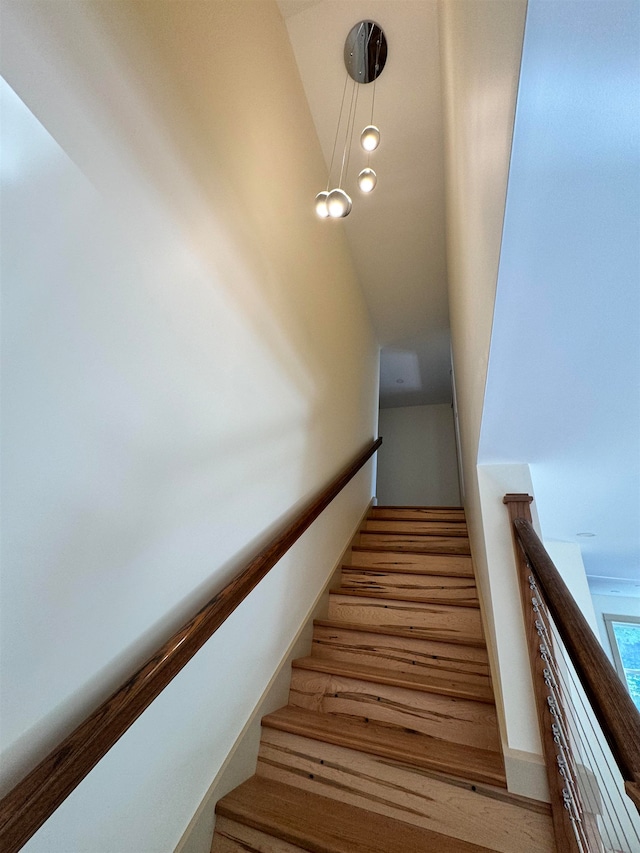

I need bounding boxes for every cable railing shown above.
[504,494,640,853]
[0,437,382,853]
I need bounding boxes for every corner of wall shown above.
[502,747,550,803]
[473,464,546,799]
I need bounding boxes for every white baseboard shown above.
[503,746,550,803]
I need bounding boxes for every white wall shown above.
[476,464,548,799]
[0,3,378,851]
[476,465,608,801]
[376,404,460,505]
[544,542,600,635]
[441,0,640,802]
[438,0,526,517]
[438,0,530,789]
[477,0,640,585]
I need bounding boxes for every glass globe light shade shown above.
[314,191,330,218]
[327,188,352,218]
[361,125,380,152]
[358,168,377,193]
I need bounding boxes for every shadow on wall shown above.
[0,2,379,850]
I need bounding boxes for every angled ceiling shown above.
[281,0,639,590]
[279,0,452,407]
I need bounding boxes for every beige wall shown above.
[438,0,535,790]
[0,3,378,851]
[376,404,460,506]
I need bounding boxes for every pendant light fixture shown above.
[314,20,387,219]
[360,125,380,152]
[327,188,353,217]
[314,191,330,217]
[357,167,377,193]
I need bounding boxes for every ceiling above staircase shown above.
[281,1,640,590]
[278,0,452,408]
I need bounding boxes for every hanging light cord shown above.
[371,30,382,125]
[343,79,360,187]
[338,80,357,189]
[326,71,350,192]
[365,29,383,169]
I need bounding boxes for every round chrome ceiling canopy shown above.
[344,21,387,83]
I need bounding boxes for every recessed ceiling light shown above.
[576,532,596,537]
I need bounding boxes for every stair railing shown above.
[504,494,640,853]
[0,437,382,853]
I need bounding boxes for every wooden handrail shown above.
[509,509,640,791]
[0,437,382,853]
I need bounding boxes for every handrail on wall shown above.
[504,493,640,849]
[0,437,382,853]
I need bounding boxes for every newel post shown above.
[503,494,579,853]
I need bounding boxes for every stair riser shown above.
[363,520,468,535]
[261,706,506,787]
[359,533,471,554]
[311,625,490,679]
[292,657,493,702]
[348,549,474,577]
[212,817,304,853]
[369,508,465,521]
[288,670,500,750]
[339,570,478,605]
[327,595,484,644]
[257,730,554,853]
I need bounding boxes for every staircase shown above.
[211,506,555,852]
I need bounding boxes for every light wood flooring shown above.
[211,506,554,852]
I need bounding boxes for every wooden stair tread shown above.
[370,506,465,518]
[371,506,466,512]
[364,520,469,536]
[313,618,487,648]
[337,570,479,606]
[261,705,506,788]
[329,593,479,610]
[212,503,557,853]
[357,534,472,556]
[373,505,465,509]
[216,775,498,853]
[344,561,475,578]
[339,569,478,600]
[365,511,467,527]
[311,621,490,676]
[291,656,495,703]
[327,594,485,642]
[362,531,470,540]
[330,584,479,607]
[349,548,475,577]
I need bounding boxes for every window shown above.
[603,614,640,711]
